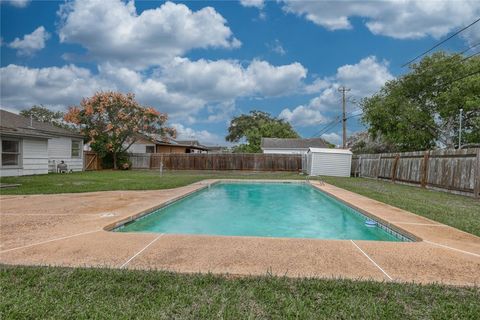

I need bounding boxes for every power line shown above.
[461,51,480,62]
[401,17,480,67]
[315,114,364,141]
[402,42,480,80]
[346,112,363,120]
[310,118,336,137]
[316,121,342,137]
[311,111,363,138]
[459,41,480,55]
[439,69,480,88]
[311,116,341,138]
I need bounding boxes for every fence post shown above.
[391,154,400,183]
[376,154,382,179]
[421,151,430,188]
[357,156,362,177]
[475,148,480,198]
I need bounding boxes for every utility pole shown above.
[338,86,350,149]
[458,108,463,149]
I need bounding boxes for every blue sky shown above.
[1,0,479,146]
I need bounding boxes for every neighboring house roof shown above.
[260,138,329,149]
[0,109,83,139]
[175,140,200,146]
[164,139,208,151]
[206,146,230,152]
[139,133,208,151]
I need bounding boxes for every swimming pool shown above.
[116,182,407,241]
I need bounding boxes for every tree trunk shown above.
[113,152,118,170]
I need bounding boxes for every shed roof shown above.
[260,137,329,149]
[308,147,352,154]
[0,109,83,138]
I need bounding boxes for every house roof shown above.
[0,109,83,138]
[175,140,200,146]
[167,139,208,151]
[260,137,329,149]
[142,133,208,151]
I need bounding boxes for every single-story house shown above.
[0,110,84,177]
[260,138,330,154]
[128,134,208,154]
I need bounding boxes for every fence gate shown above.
[84,151,101,171]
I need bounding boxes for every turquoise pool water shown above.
[117,183,404,241]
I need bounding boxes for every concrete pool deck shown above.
[0,179,479,286]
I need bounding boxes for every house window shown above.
[146,146,155,153]
[1,139,21,166]
[71,140,81,158]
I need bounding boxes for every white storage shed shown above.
[305,148,352,177]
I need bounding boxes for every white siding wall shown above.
[263,148,308,155]
[128,142,155,153]
[308,152,352,177]
[0,138,49,177]
[48,137,83,172]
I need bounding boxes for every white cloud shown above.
[8,26,50,56]
[279,105,327,126]
[172,123,227,146]
[0,64,106,110]
[336,56,394,98]
[97,63,205,117]
[1,0,30,8]
[304,78,330,94]
[0,63,206,118]
[281,56,393,127]
[239,0,264,8]
[159,57,307,101]
[0,58,307,121]
[281,0,480,39]
[321,132,342,145]
[58,0,240,69]
[268,39,286,56]
[246,60,307,96]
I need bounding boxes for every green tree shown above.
[65,91,175,169]
[226,111,299,153]
[20,105,72,130]
[346,131,398,154]
[361,52,480,151]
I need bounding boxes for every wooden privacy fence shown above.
[129,153,303,171]
[351,148,480,197]
[83,151,102,171]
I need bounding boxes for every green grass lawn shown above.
[0,170,303,195]
[1,265,479,319]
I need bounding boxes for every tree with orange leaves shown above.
[65,91,175,169]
